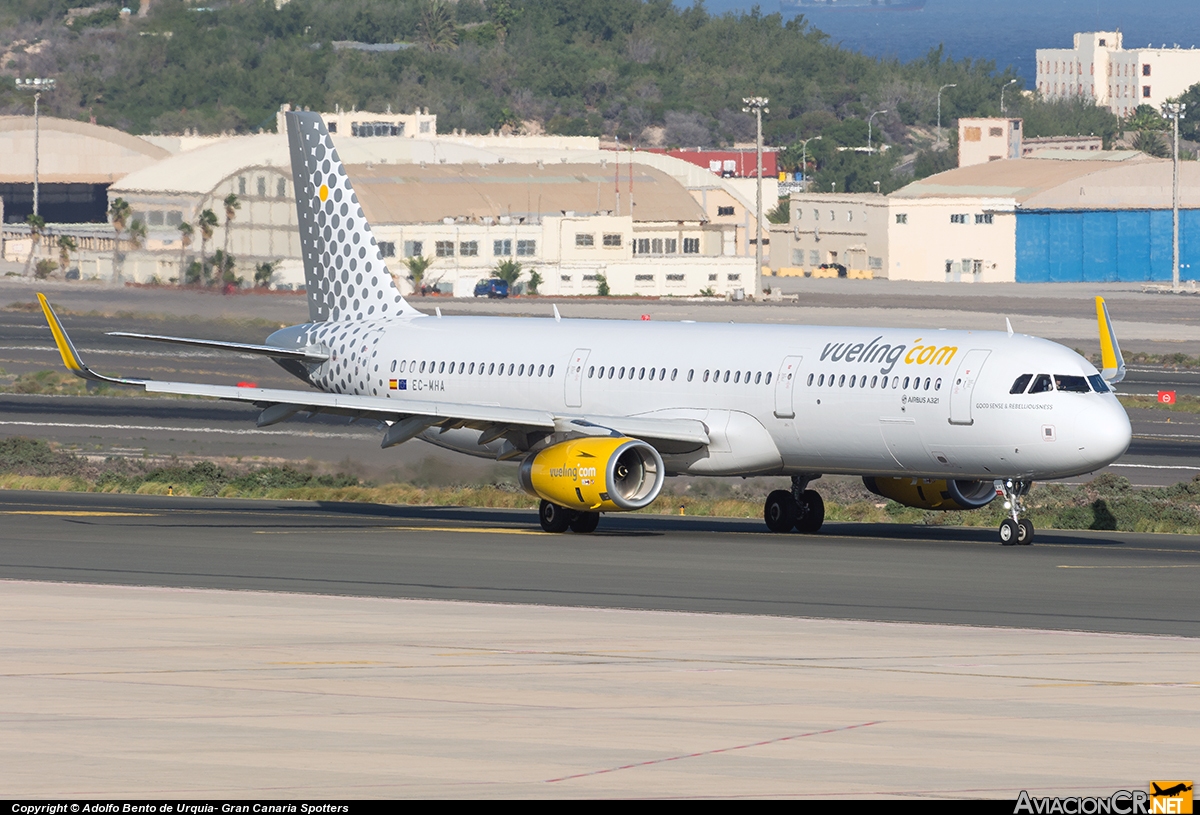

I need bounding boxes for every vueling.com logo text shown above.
[819,335,958,376]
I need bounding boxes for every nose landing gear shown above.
[998,480,1034,545]
[764,475,824,534]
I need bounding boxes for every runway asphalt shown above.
[2,490,1197,637]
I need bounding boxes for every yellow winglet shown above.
[37,292,88,375]
[37,292,137,386]
[1095,296,1126,384]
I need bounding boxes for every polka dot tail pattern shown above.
[285,111,419,324]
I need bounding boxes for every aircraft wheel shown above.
[764,490,797,533]
[1017,519,1034,545]
[794,490,825,534]
[999,518,1019,545]
[539,500,572,533]
[569,511,600,534]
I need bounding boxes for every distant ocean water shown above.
[688,0,1200,84]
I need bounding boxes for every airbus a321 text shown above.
[38,111,1133,544]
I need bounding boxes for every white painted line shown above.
[0,420,375,439]
[1109,462,1200,470]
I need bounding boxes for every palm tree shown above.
[177,221,193,284]
[127,219,147,251]
[108,197,131,282]
[404,255,433,295]
[254,260,277,289]
[222,193,240,259]
[197,208,218,281]
[417,0,458,52]
[1132,130,1169,158]
[494,258,522,288]
[22,214,45,278]
[57,235,77,278]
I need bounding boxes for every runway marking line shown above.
[545,720,882,783]
[1057,564,1200,569]
[0,510,157,517]
[254,525,544,536]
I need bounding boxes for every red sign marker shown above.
[1158,390,1176,404]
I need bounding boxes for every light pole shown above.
[1162,101,1187,292]
[937,83,957,144]
[14,77,56,218]
[742,96,769,298]
[799,135,821,192]
[867,109,887,154]
[1000,78,1018,115]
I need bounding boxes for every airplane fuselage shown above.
[268,315,1132,482]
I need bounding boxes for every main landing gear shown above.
[764,475,825,534]
[539,499,600,534]
[997,479,1034,546]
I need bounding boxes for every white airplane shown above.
[37,111,1133,545]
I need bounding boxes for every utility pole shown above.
[937,84,957,144]
[1001,78,1018,115]
[868,109,888,153]
[1162,101,1186,291]
[15,77,56,218]
[742,96,769,299]
[800,135,821,192]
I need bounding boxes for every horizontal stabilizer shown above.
[108,332,328,362]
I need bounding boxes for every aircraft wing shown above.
[38,294,709,452]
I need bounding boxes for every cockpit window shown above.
[1055,375,1090,393]
[1028,374,1054,394]
[1088,374,1110,393]
[1010,373,1032,394]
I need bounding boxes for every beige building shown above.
[93,132,751,294]
[352,161,740,297]
[887,152,1151,283]
[771,193,888,279]
[277,103,438,140]
[957,118,1023,167]
[1037,31,1200,118]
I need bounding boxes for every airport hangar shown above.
[2,108,764,297]
[772,151,1200,284]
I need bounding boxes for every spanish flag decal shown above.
[389,379,399,390]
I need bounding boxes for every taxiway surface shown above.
[2,491,1197,637]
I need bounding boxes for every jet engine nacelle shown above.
[519,437,664,512]
[863,476,998,511]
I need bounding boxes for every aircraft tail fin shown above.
[285,110,420,323]
[1095,296,1126,384]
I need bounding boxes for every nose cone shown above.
[1080,396,1132,470]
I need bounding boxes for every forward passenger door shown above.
[949,349,991,425]
[773,355,804,419]
[565,348,590,408]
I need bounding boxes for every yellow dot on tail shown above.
[318,184,329,202]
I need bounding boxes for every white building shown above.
[1037,31,1200,118]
